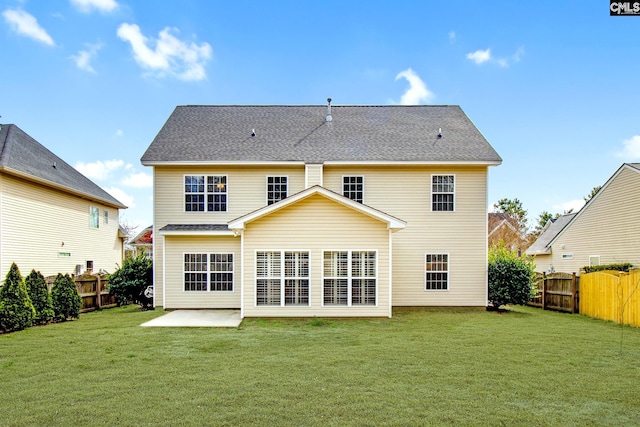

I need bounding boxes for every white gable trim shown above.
[228,185,406,232]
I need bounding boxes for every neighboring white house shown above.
[141,102,502,317]
[129,225,153,258]
[526,163,640,274]
[0,124,127,279]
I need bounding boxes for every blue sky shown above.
[2,0,639,234]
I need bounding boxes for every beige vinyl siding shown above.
[242,193,391,317]
[0,174,123,279]
[323,165,488,306]
[305,163,323,188]
[162,235,240,309]
[152,165,305,307]
[544,167,640,274]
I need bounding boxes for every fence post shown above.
[542,273,547,311]
[96,274,102,310]
[571,272,577,314]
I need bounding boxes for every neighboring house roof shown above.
[488,212,521,237]
[228,185,406,232]
[141,105,502,165]
[159,224,233,235]
[537,163,640,252]
[129,225,153,245]
[0,124,126,209]
[525,213,577,255]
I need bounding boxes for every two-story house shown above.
[141,102,502,317]
[0,124,127,279]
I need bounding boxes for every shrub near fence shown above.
[580,270,640,327]
[46,273,116,313]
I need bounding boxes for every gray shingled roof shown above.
[141,105,502,164]
[0,124,126,208]
[160,224,230,232]
[525,213,576,255]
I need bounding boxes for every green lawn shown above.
[1,306,639,426]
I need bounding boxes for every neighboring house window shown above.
[589,255,600,266]
[323,251,376,306]
[431,175,455,212]
[256,251,310,306]
[343,176,364,203]
[184,253,233,291]
[104,210,109,224]
[425,254,448,290]
[267,176,288,205]
[86,260,93,271]
[184,175,227,212]
[89,206,99,229]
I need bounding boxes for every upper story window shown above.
[343,176,364,203]
[185,175,227,212]
[267,176,288,205]
[431,175,455,212]
[89,206,99,229]
[103,210,109,224]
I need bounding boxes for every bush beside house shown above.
[51,273,82,321]
[488,242,536,310]
[25,270,54,325]
[0,263,36,332]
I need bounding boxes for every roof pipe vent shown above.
[251,129,256,137]
[437,128,443,138]
[326,98,333,122]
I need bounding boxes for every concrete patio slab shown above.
[141,310,242,327]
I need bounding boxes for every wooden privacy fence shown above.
[529,272,579,313]
[46,273,117,313]
[580,270,640,327]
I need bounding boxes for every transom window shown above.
[184,253,233,291]
[432,175,455,212]
[256,251,309,306]
[323,251,376,306]
[185,175,227,212]
[343,176,364,203]
[425,253,448,290]
[267,176,288,205]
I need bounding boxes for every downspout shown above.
[239,230,245,319]
[388,229,393,318]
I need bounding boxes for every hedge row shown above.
[0,263,81,333]
[581,263,633,274]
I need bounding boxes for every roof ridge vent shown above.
[325,98,332,122]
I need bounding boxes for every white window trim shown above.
[89,206,100,229]
[265,175,289,206]
[342,175,365,203]
[589,255,600,266]
[254,249,311,307]
[321,249,378,307]
[182,252,235,292]
[430,174,456,212]
[183,174,229,213]
[424,252,450,291]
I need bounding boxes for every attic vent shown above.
[326,98,333,122]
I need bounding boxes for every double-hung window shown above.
[89,206,99,229]
[256,251,309,306]
[323,250,376,306]
[267,176,288,205]
[343,176,364,203]
[431,175,455,212]
[425,254,448,290]
[184,253,233,291]
[185,175,227,212]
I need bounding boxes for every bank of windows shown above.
[267,176,288,205]
[184,175,227,212]
[425,253,448,290]
[323,251,377,306]
[256,251,309,306]
[343,176,364,203]
[431,175,455,212]
[184,253,233,292]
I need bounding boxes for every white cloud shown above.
[466,48,491,65]
[75,159,125,180]
[394,68,434,105]
[616,135,640,159]
[553,199,585,213]
[2,8,54,46]
[104,187,135,208]
[448,31,456,43]
[121,172,153,188]
[115,129,124,137]
[70,0,118,13]
[116,23,212,81]
[70,43,103,73]
[512,46,524,63]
